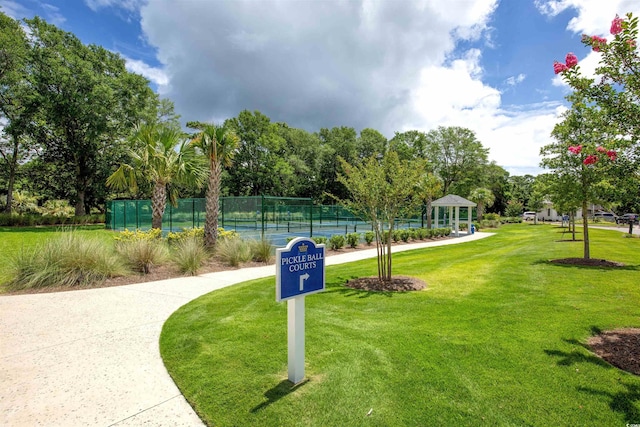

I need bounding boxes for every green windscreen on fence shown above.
[105,196,464,245]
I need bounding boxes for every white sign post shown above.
[276,237,325,384]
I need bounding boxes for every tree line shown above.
[1,12,551,220]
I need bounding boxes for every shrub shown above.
[312,236,327,245]
[416,228,427,240]
[167,227,205,246]
[484,213,500,221]
[346,232,360,248]
[400,229,411,243]
[364,231,375,245]
[172,237,209,276]
[391,230,402,243]
[329,234,345,250]
[115,238,169,274]
[249,239,274,264]
[408,228,418,240]
[216,237,252,267]
[39,199,75,217]
[481,219,499,229]
[218,227,239,240]
[7,233,128,290]
[114,228,162,242]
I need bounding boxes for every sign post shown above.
[276,237,325,384]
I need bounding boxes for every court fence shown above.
[105,196,468,245]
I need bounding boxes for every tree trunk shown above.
[75,190,86,216]
[151,181,167,230]
[426,199,433,229]
[204,159,222,248]
[3,136,19,214]
[477,202,484,222]
[582,199,590,259]
[384,222,393,282]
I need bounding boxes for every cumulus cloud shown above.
[535,0,640,35]
[124,56,169,91]
[138,0,498,133]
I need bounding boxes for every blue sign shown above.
[276,237,325,302]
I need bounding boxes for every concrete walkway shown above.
[0,232,492,426]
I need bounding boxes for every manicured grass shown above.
[0,225,117,287]
[160,224,640,426]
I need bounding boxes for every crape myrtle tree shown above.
[25,16,157,216]
[107,123,207,229]
[188,122,240,248]
[416,172,442,229]
[540,93,618,259]
[335,151,426,283]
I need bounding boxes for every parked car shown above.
[522,211,536,221]
[593,212,617,222]
[616,213,639,224]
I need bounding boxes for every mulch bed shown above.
[589,329,640,376]
[345,275,426,292]
[549,258,625,267]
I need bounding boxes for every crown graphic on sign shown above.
[298,243,308,252]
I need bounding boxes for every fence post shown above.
[310,202,313,237]
[261,195,265,240]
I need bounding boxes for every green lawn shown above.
[160,224,640,426]
[0,225,116,285]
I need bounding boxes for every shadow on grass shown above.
[250,379,309,413]
[549,327,640,423]
[532,259,640,271]
[325,286,394,299]
[578,382,640,423]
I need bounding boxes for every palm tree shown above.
[107,123,206,229]
[416,173,442,229]
[188,122,240,248]
[469,187,495,222]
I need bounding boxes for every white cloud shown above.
[505,73,526,86]
[535,0,640,35]
[124,56,169,91]
[408,51,561,173]
[84,0,143,12]
[0,0,27,18]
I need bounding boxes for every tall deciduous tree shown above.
[335,151,425,283]
[25,16,156,215]
[424,126,489,197]
[188,122,239,248]
[0,12,36,213]
[107,123,206,229]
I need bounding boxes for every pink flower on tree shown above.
[565,52,578,68]
[627,39,637,49]
[607,150,617,161]
[554,61,568,74]
[583,155,598,165]
[568,145,583,154]
[591,35,607,52]
[611,14,623,35]
[596,146,606,153]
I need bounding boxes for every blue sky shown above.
[2,0,639,176]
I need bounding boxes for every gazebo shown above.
[432,194,477,237]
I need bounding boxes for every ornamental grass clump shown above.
[216,237,252,267]
[7,232,128,290]
[116,238,169,274]
[249,239,273,264]
[171,237,209,276]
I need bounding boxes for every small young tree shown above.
[335,151,425,283]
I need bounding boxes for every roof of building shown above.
[432,194,477,207]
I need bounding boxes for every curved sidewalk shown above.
[0,232,492,426]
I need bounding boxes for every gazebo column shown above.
[454,206,460,237]
[468,207,472,235]
[434,206,439,228]
[448,206,453,230]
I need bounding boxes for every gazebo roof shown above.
[432,194,477,207]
